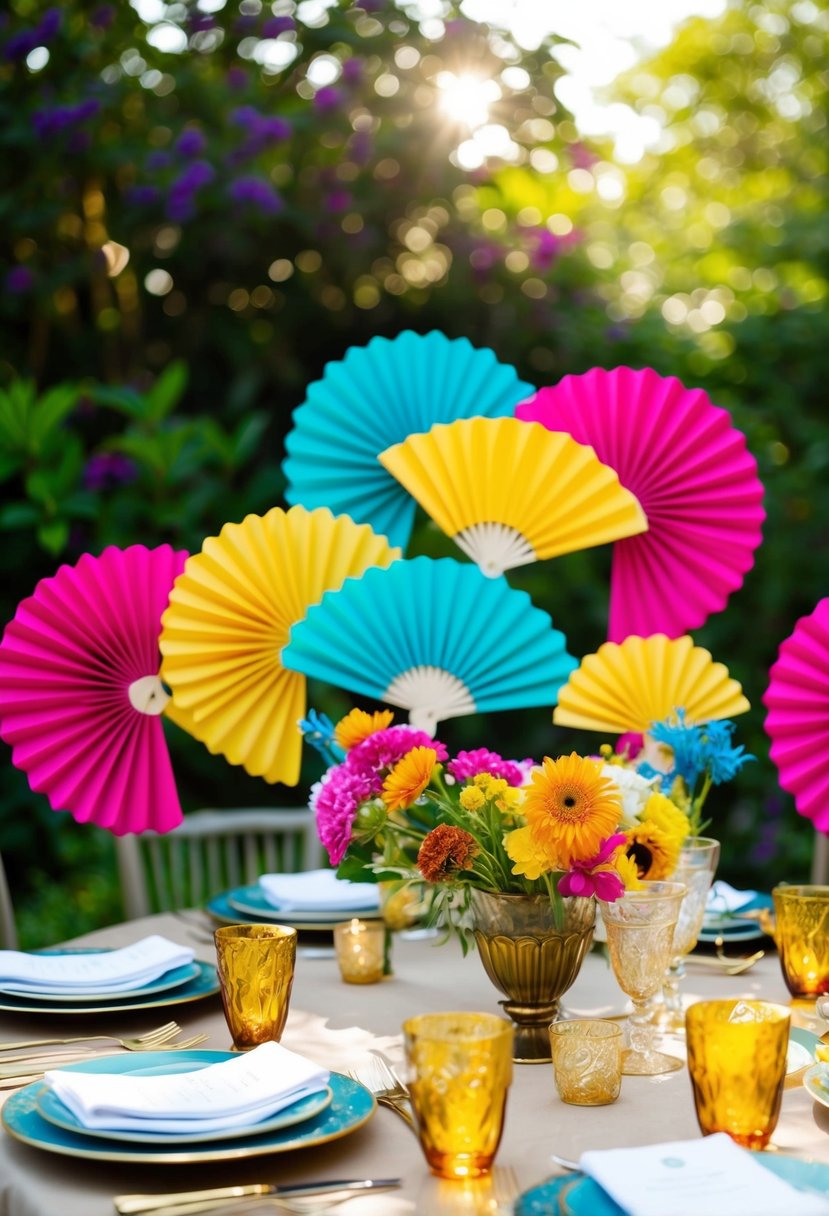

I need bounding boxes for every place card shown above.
[580,1134,829,1216]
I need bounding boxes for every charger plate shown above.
[36,1052,332,1145]
[0,961,218,1016]
[2,1061,374,1164]
[0,961,201,1003]
[516,1155,829,1216]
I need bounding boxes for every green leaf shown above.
[0,502,41,530]
[145,360,188,423]
[232,413,270,465]
[90,386,148,420]
[29,385,80,448]
[36,518,70,555]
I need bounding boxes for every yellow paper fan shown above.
[553,634,750,734]
[159,506,399,785]
[378,417,647,577]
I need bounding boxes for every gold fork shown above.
[0,1031,211,1087]
[346,1055,415,1130]
[0,1019,186,1054]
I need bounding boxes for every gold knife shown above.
[114,1179,402,1215]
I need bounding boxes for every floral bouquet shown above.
[299,707,702,948]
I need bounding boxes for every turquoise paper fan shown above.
[282,557,577,735]
[282,331,534,550]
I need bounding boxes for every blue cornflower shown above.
[697,719,754,784]
[648,709,706,788]
[298,710,345,767]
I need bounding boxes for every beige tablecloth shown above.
[0,913,827,1215]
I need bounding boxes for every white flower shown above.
[602,763,659,826]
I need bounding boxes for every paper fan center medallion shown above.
[127,674,171,716]
[383,665,475,737]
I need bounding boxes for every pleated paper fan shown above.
[763,599,829,832]
[0,545,189,836]
[553,634,750,734]
[283,330,534,550]
[379,417,647,577]
[159,506,399,786]
[282,556,578,735]
[516,367,765,640]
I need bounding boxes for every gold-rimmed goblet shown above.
[599,880,686,1075]
[653,837,721,1033]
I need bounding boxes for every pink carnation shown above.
[314,766,374,865]
[447,748,529,787]
[347,726,447,785]
[557,833,627,902]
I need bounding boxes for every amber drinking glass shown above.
[685,999,791,1149]
[598,881,686,1075]
[214,923,296,1050]
[549,1019,623,1106]
[403,1011,514,1180]
[772,884,829,997]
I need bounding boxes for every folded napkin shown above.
[259,869,380,912]
[580,1135,829,1216]
[706,880,761,916]
[44,1041,330,1134]
[0,936,194,994]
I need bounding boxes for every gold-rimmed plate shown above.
[0,961,218,1016]
[2,1060,374,1164]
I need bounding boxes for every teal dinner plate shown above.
[804,1063,829,1110]
[2,1062,374,1164]
[699,893,773,943]
[789,1027,821,1075]
[515,1155,829,1216]
[0,960,218,1016]
[0,960,201,1003]
[36,1052,333,1144]
[227,883,380,924]
[207,888,379,932]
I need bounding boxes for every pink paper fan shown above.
[764,598,829,834]
[516,367,765,641]
[0,545,188,836]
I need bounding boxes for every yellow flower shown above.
[640,791,691,845]
[523,753,622,868]
[459,786,486,812]
[495,786,523,815]
[623,821,681,881]
[382,746,436,812]
[613,849,644,891]
[504,825,558,880]
[335,708,394,750]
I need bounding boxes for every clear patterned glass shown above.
[598,881,686,1076]
[213,923,296,1050]
[653,837,721,1033]
[686,999,790,1149]
[403,1011,514,1179]
[549,1019,623,1105]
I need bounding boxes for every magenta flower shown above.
[313,766,375,865]
[558,833,627,901]
[347,726,448,788]
[448,748,528,787]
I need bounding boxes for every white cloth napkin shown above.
[0,936,194,995]
[580,1135,829,1216]
[258,869,380,912]
[706,881,760,916]
[44,1041,330,1134]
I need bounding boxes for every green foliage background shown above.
[1,0,826,944]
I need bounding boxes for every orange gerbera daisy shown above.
[335,708,395,750]
[523,753,622,868]
[382,746,436,812]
